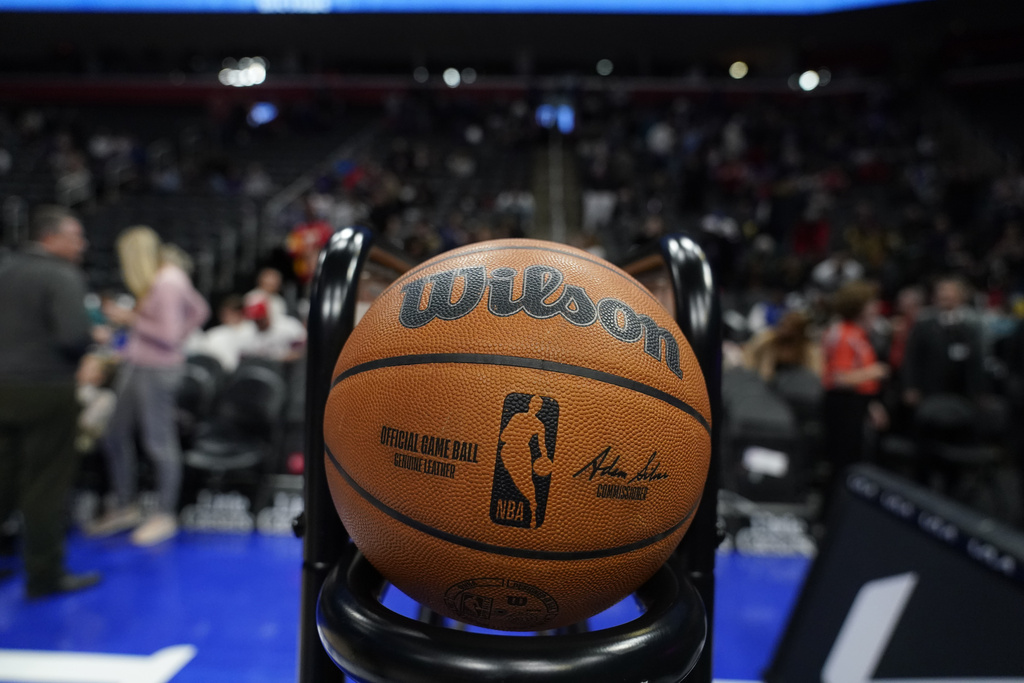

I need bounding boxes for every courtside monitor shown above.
[766,464,1024,681]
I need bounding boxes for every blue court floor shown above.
[0,531,810,682]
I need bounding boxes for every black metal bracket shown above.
[318,543,706,683]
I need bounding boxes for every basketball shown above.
[324,238,711,630]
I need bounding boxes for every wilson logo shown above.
[398,265,682,379]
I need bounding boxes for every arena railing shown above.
[297,229,721,683]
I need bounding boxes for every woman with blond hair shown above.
[89,227,209,546]
[743,310,824,383]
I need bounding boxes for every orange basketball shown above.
[324,239,710,631]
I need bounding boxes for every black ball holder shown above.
[298,229,722,683]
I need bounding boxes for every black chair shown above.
[183,364,287,498]
[298,229,722,683]
[915,393,1009,516]
[186,353,227,396]
[772,366,823,429]
[721,368,804,502]
[176,362,218,449]
[237,355,288,378]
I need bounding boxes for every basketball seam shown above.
[384,243,664,310]
[330,352,711,433]
[324,444,701,561]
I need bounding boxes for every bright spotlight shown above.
[798,70,820,92]
[443,68,461,88]
[461,67,477,85]
[556,104,575,134]
[596,59,614,76]
[247,102,278,128]
[413,66,429,83]
[729,61,748,79]
[219,57,268,88]
[536,104,556,128]
[248,62,266,85]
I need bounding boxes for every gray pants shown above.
[103,364,184,513]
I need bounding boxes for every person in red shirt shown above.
[286,200,333,287]
[821,280,890,518]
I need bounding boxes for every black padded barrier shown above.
[299,230,722,683]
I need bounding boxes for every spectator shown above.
[90,227,210,546]
[330,187,366,231]
[0,205,102,598]
[743,311,824,383]
[886,285,926,434]
[821,281,890,515]
[746,285,789,336]
[1006,318,1024,483]
[187,295,251,373]
[810,251,865,293]
[241,162,275,198]
[902,276,986,407]
[238,293,307,363]
[246,267,287,322]
[888,286,926,373]
[286,199,333,287]
[75,353,117,454]
[55,152,94,209]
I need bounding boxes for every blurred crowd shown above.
[1,202,311,596]
[575,90,1023,302]
[4,85,1024,603]
[569,88,1024,522]
[0,99,352,211]
[270,94,537,273]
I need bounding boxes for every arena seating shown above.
[4,85,1022,530]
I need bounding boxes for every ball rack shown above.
[297,228,722,683]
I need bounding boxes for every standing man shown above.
[0,205,102,598]
[903,276,986,406]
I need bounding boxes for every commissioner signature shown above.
[572,447,669,484]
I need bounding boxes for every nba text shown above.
[493,499,526,523]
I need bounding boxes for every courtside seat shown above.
[184,364,286,495]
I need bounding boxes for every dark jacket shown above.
[1007,320,1024,406]
[902,307,986,399]
[0,245,92,383]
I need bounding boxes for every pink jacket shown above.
[125,265,210,368]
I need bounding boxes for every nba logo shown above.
[490,393,559,529]
[458,593,493,621]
